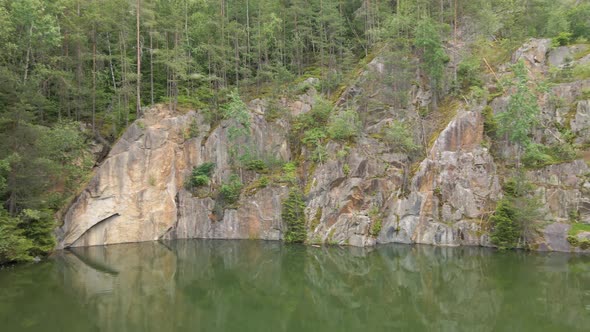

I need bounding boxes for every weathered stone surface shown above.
[305,137,398,247]
[511,38,552,68]
[572,100,590,144]
[58,107,195,248]
[164,186,288,240]
[539,223,590,253]
[59,39,590,253]
[379,110,498,248]
[57,105,291,248]
[548,46,573,68]
[548,44,589,68]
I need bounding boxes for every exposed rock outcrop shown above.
[57,104,294,248]
[58,39,590,253]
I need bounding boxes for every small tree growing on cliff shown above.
[491,176,541,249]
[186,162,215,189]
[382,120,422,157]
[495,61,540,166]
[282,190,307,243]
[491,199,520,249]
[327,109,361,141]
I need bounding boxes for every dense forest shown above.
[0,0,589,263]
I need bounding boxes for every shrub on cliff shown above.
[186,162,215,188]
[491,176,541,249]
[327,109,361,141]
[490,199,520,249]
[382,120,421,157]
[219,174,243,206]
[282,190,307,243]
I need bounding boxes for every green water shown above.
[0,240,589,332]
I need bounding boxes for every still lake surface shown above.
[0,239,589,332]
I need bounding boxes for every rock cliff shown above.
[57,39,590,252]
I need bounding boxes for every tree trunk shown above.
[92,24,97,131]
[136,0,142,117]
[150,31,154,106]
[23,24,33,82]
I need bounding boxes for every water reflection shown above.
[0,240,589,332]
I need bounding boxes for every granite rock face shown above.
[57,104,294,248]
[379,110,500,247]
[59,39,590,252]
[57,107,192,248]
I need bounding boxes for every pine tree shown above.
[282,190,307,243]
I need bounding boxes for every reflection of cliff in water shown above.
[53,240,590,332]
[56,242,178,332]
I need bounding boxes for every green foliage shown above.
[0,207,55,264]
[552,61,590,83]
[292,97,332,134]
[522,142,577,169]
[0,158,8,194]
[490,199,520,250]
[282,190,307,243]
[414,18,450,90]
[18,209,55,257]
[258,176,269,188]
[567,222,590,250]
[567,223,590,249]
[148,175,156,187]
[0,117,92,215]
[302,128,328,163]
[482,106,497,138]
[186,162,215,188]
[522,143,555,168]
[327,109,361,141]
[264,99,288,122]
[310,207,322,231]
[0,0,588,263]
[567,3,590,40]
[468,86,488,104]
[546,7,570,38]
[290,96,333,159]
[336,147,350,160]
[243,159,267,172]
[238,148,285,173]
[368,205,382,237]
[223,91,251,142]
[457,57,483,91]
[572,63,590,80]
[342,164,350,177]
[0,210,34,265]
[370,218,382,237]
[491,176,541,250]
[496,61,540,158]
[302,128,328,147]
[185,119,199,139]
[219,174,243,206]
[552,32,573,47]
[381,120,421,156]
[281,162,298,184]
[567,235,590,249]
[0,160,40,264]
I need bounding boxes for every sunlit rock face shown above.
[58,107,193,248]
[58,39,590,252]
[57,104,292,248]
[378,110,500,247]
